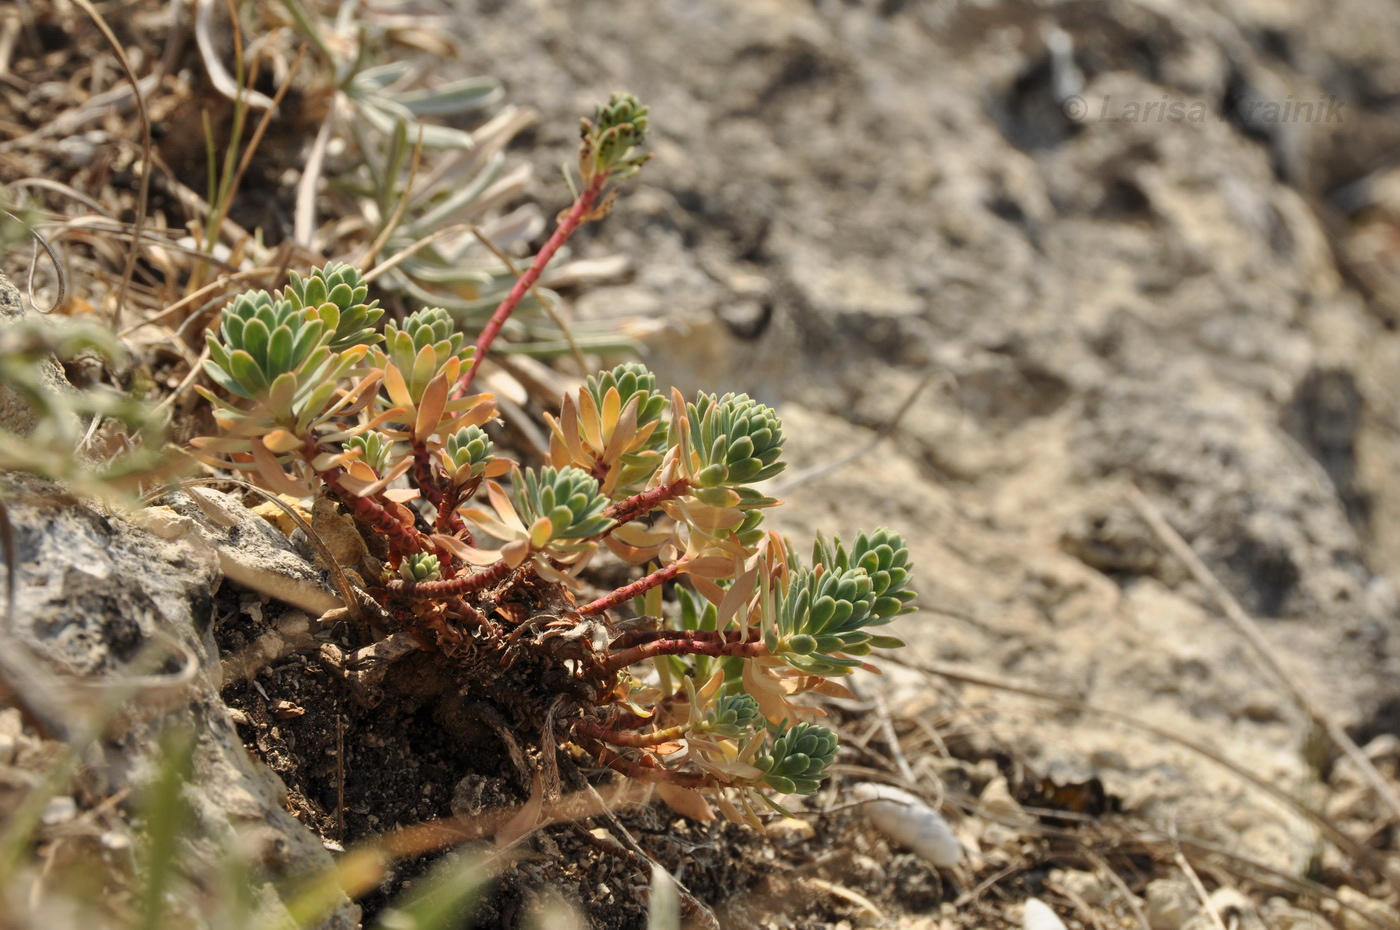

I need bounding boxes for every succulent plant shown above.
[685,392,785,491]
[442,424,495,485]
[704,691,763,739]
[203,291,329,402]
[549,361,669,496]
[284,263,385,352]
[514,466,615,547]
[400,552,442,582]
[814,528,916,623]
[756,723,839,796]
[382,306,474,404]
[764,549,912,675]
[585,362,668,432]
[581,93,651,180]
[189,95,916,831]
[343,431,394,474]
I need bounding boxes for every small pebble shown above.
[41,796,77,826]
[767,816,816,843]
[1023,898,1068,930]
[271,697,305,717]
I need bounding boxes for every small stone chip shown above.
[272,700,305,719]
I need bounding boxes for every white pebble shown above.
[1023,898,1068,930]
[850,783,962,867]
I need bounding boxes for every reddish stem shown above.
[411,440,447,509]
[386,558,514,598]
[579,561,684,616]
[602,637,769,675]
[453,170,610,399]
[604,478,691,528]
[573,717,687,749]
[322,471,425,560]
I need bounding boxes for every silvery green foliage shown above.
[385,306,472,368]
[443,425,494,484]
[343,431,394,473]
[400,552,442,582]
[284,263,384,352]
[756,722,839,796]
[704,692,762,738]
[380,306,474,403]
[813,528,916,622]
[514,466,614,542]
[588,93,651,179]
[586,362,668,436]
[685,392,785,490]
[204,291,330,400]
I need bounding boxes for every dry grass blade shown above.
[5,178,111,215]
[69,0,152,331]
[0,497,13,636]
[118,267,276,337]
[194,0,277,110]
[209,43,306,241]
[1126,483,1400,824]
[1080,846,1151,930]
[12,216,64,312]
[362,222,476,283]
[1172,844,1229,930]
[295,95,338,247]
[359,127,426,268]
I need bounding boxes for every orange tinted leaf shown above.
[431,534,504,566]
[383,363,413,409]
[649,741,685,755]
[501,539,531,568]
[679,556,736,580]
[483,458,514,478]
[415,372,450,442]
[249,438,308,497]
[263,428,301,454]
[656,783,716,822]
[808,678,857,700]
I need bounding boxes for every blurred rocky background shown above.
[454,0,1400,880]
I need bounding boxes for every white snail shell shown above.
[850,783,962,868]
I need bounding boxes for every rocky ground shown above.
[6,0,1400,927]
[451,0,1400,921]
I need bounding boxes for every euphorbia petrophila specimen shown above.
[193,95,915,827]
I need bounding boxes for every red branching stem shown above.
[387,558,514,598]
[579,561,684,616]
[453,170,610,400]
[434,479,478,539]
[602,637,769,675]
[604,478,691,528]
[573,717,687,749]
[301,435,431,561]
[411,441,447,508]
[445,595,497,635]
[320,469,425,560]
